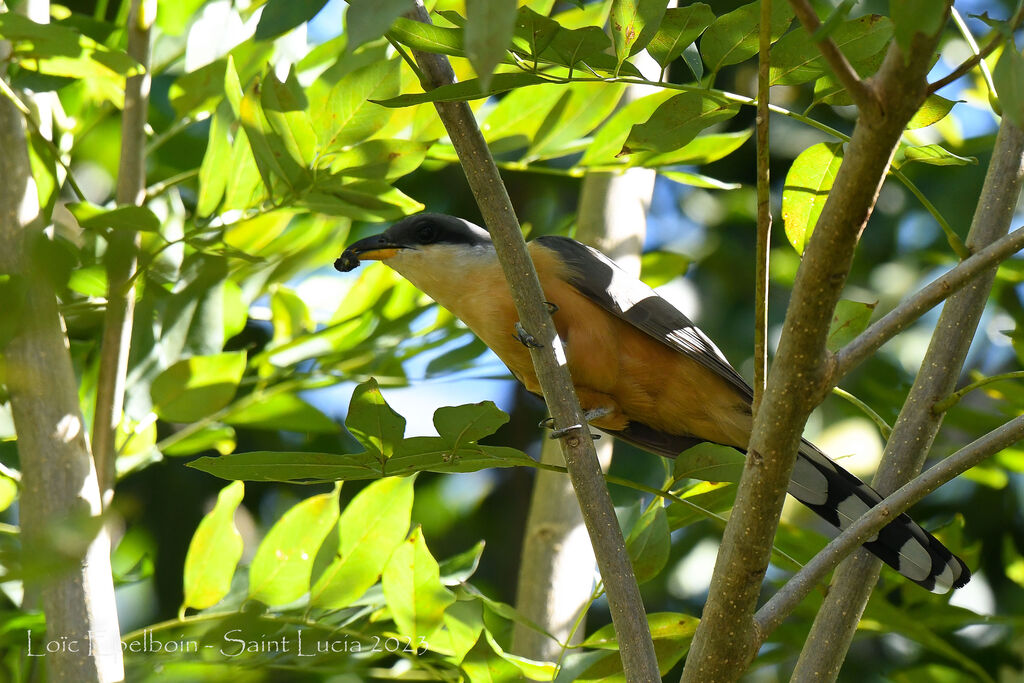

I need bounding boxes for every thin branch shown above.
[755,413,1024,639]
[401,3,659,679]
[831,225,1024,383]
[890,166,969,258]
[934,369,1024,413]
[832,387,892,439]
[787,0,877,114]
[927,1,1024,95]
[753,0,772,414]
[91,0,152,504]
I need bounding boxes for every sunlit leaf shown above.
[647,3,715,69]
[310,476,414,608]
[382,527,456,642]
[782,142,844,254]
[827,299,877,351]
[254,0,329,41]
[994,43,1024,130]
[346,378,406,459]
[621,92,739,156]
[150,352,246,423]
[626,504,670,583]
[466,0,516,89]
[609,0,667,70]
[248,490,339,605]
[700,0,792,74]
[183,481,245,610]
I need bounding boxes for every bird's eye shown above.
[416,223,437,243]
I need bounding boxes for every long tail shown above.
[790,439,970,593]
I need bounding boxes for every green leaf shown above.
[248,490,339,605]
[626,504,670,583]
[197,103,233,217]
[389,15,466,57]
[69,202,161,232]
[634,129,751,167]
[224,394,340,433]
[674,442,745,483]
[548,25,611,71]
[579,89,677,165]
[269,286,313,345]
[312,60,401,151]
[299,178,423,220]
[345,378,406,459]
[573,612,696,678]
[582,611,698,649]
[647,3,715,69]
[891,0,947,57]
[621,92,739,156]
[782,141,844,254]
[438,541,486,585]
[898,143,977,168]
[666,481,736,531]
[382,527,456,642]
[150,351,247,423]
[310,476,414,609]
[440,600,485,664]
[525,82,625,162]
[610,0,667,70]
[0,475,18,513]
[327,139,431,180]
[769,15,892,86]
[659,170,742,190]
[372,72,547,108]
[640,251,689,288]
[240,77,312,192]
[906,94,957,130]
[183,481,245,610]
[511,7,560,59]
[347,0,416,53]
[163,424,236,457]
[466,0,517,89]
[827,299,877,351]
[994,43,1024,131]
[189,450,384,482]
[260,69,318,169]
[700,0,793,74]
[481,82,576,150]
[67,265,107,298]
[0,13,141,83]
[254,0,329,41]
[462,635,523,681]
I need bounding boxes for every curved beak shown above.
[334,234,407,272]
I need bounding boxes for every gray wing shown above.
[535,235,753,402]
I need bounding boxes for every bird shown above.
[335,212,970,593]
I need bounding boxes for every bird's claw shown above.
[540,416,602,440]
[543,301,559,314]
[514,322,543,348]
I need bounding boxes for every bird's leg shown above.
[539,407,612,439]
[513,322,543,348]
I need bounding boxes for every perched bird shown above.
[336,212,970,593]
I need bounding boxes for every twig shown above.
[927,2,1024,95]
[753,0,773,414]
[787,0,878,114]
[92,0,152,503]
[832,387,892,439]
[401,3,659,679]
[934,370,1024,412]
[755,413,1024,639]
[831,225,1024,383]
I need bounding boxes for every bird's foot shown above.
[543,301,559,314]
[539,407,612,440]
[513,322,543,349]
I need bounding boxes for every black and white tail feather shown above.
[540,234,971,593]
[791,439,969,593]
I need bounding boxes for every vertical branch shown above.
[791,118,1024,682]
[403,3,659,678]
[513,76,656,661]
[92,0,152,503]
[680,10,951,682]
[0,3,123,680]
[753,0,772,413]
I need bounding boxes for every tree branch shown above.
[787,0,878,114]
[402,3,658,678]
[754,0,773,413]
[927,2,1024,95]
[830,225,1024,383]
[681,10,950,682]
[792,115,1024,682]
[755,413,1024,639]
[92,0,152,504]
[0,3,123,679]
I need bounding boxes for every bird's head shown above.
[335,213,493,275]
